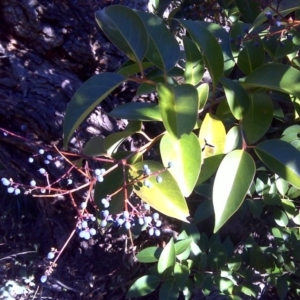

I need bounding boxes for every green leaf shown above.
[241,93,273,144]
[95,6,148,63]
[159,278,179,300]
[213,150,256,232]
[193,200,214,224]
[157,83,198,140]
[117,60,153,76]
[207,242,227,270]
[63,73,126,147]
[174,239,192,256]
[160,132,201,197]
[183,36,204,85]
[174,263,189,291]
[254,140,300,189]
[158,237,175,274]
[108,102,162,121]
[197,83,209,110]
[198,113,226,184]
[277,277,288,300]
[224,126,243,154]
[237,39,265,75]
[127,275,160,297]
[104,121,142,155]
[135,11,180,72]
[235,0,260,22]
[129,161,190,222]
[177,20,224,87]
[275,175,289,196]
[83,136,106,157]
[243,63,300,99]
[220,77,250,120]
[136,247,163,263]
[272,207,289,227]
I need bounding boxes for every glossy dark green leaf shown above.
[178,20,224,87]
[159,278,179,300]
[174,263,189,291]
[136,11,180,72]
[158,237,175,274]
[220,77,250,120]
[129,161,190,222]
[108,102,162,121]
[243,63,300,99]
[160,132,201,197]
[63,73,126,147]
[235,0,260,22]
[117,60,153,76]
[241,93,273,144]
[193,200,214,224]
[95,6,148,63]
[276,277,288,300]
[136,246,163,263]
[83,136,106,157]
[127,275,160,297]
[255,140,300,189]
[207,242,227,270]
[238,39,265,75]
[213,150,256,232]
[157,83,198,140]
[183,36,204,85]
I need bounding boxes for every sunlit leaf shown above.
[213,150,256,232]
[160,132,201,197]
[136,247,163,263]
[129,161,190,222]
[197,83,209,110]
[158,237,175,274]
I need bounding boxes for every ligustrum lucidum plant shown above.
[60,0,300,299]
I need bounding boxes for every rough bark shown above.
[0,0,129,182]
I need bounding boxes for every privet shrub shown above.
[60,0,300,299]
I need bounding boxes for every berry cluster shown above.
[76,206,97,240]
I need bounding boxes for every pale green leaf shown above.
[129,161,190,222]
[160,132,201,197]
[213,150,256,232]
[197,83,209,110]
[158,238,175,274]
[136,247,163,263]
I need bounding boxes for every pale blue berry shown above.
[156,176,162,183]
[101,220,107,227]
[125,221,131,229]
[44,160,50,165]
[7,187,14,193]
[14,188,21,195]
[153,213,159,220]
[40,275,47,283]
[123,211,129,219]
[67,179,72,185]
[143,179,150,187]
[90,216,96,222]
[144,203,150,210]
[102,210,109,218]
[39,149,44,155]
[138,217,144,225]
[155,220,162,227]
[41,189,46,194]
[81,221,88,228]
[168,161,174,168]
[155,229,161,236]
[95,169,101,176]
[80,202,87,209]
[97,175,104,182]
[149,228,154,236]
[28,157,34,163]
[1,178,10,186]
[145,168,151,175]
[30,180,36,187]
[89,228,96,235]
[46,155,52,160]
[47,252,55,259]
[144,216,152,224]
[83,231,91,240]
[117,218,124,226]
[79,231,86,238]
[39,168,46,175]
[143,164,148,171]
[275,20,281,27]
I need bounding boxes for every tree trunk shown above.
[0,0,126,182]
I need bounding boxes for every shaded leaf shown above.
[95,6,148,63]
[83,136,106,157]
[193,200,214,224]
[174,263,189,291]
[63,73,126,147]
[127,275,160,297]
[159,278,179,300]
[117,60,153,76]
[255,140,300,189]
[213,150,256,232]
[136,246,163,263]
[235,0,260,22]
